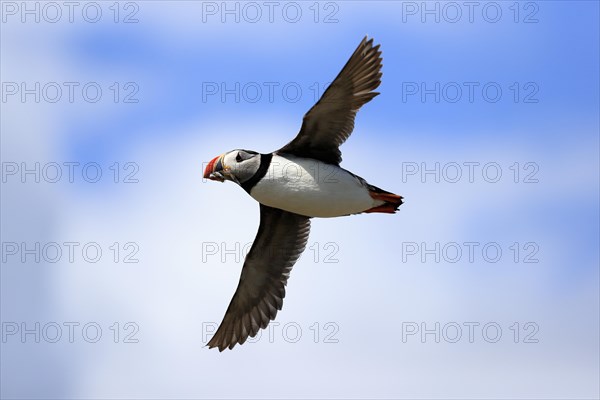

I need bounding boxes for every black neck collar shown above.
[241,153,273,194]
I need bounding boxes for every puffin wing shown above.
[207,204,311,351]
[277,36,383,165]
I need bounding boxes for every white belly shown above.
[250,155,381,217]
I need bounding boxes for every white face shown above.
[219,149,261,184]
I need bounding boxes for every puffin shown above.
[203,36,403,351]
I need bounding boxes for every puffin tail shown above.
[364,185,404,214]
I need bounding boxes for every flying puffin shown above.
[203,36,403,351]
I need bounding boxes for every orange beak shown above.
[204,154,225,181]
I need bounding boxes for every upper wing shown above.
[277,36,383,165]
[207,204,311,351]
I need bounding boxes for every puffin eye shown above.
[235,152,243,162]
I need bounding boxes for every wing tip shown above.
[206,340,227,352]
[361,35,381,51]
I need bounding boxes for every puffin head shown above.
[203,149,261,185]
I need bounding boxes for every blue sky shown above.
[1,1,599,398]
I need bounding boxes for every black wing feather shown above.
[277,36,383,165]
[207,204,311,351]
